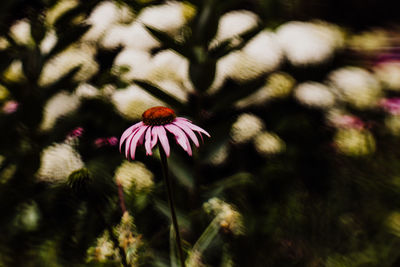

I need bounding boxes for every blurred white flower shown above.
[115,49,191,101]
[37,143,84,183]
[203,197,244,235]
[235,72,295,108]
[46,0,79,25]
[212,10,259,44]
[254,131,285,156]
[334,128,375,156]
[231,113,265,144]
[112,85,165,120]
[374,61,400,91]
[294,81,335,108]
[83,1,120,42]
[115,161,154,192]
[103,22,160,50]
[144,50,192,99]
[146,50,189,84]
[75,83,99,98]
[100,24,129,49]
[213,31,282,86]
[40,30,57,54]
[40,91,80,131]
[137,1,189,36]
[113,48,151,80]
[39,45,99,86]
[276,21,344,66]
[328,67,381,109]
[9,19,33,46]
[209,144,229,165]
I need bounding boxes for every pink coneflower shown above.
[119,106,210,160]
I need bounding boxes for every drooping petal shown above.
[144,126,153,155]
[155,126,170,157]
[150,127,158,149]
[125,132,135,159]
[173,121,200,147]
[119,122,144,151]
[175,117,210,137]
[165,124,189,151]
[184,133,192,156]
[129,126,148,160]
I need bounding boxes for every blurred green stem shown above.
[160,147,186,267]
[117,181,127,213]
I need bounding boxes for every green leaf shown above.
[209,24,264,59]
[144,25,191,58]
[210,76,265,112]
[205,172,254,198]
[188,60,216,92]
[169,225,179,267]
[45,24,91,59]
[191,216,220,254]
[133,80,186,111]
[153,199,190,229]
[42,65,81,99]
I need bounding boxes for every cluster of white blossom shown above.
[114,161,154,192]
[203,197,244,235]
[40,91,80,131]
[36,143,84,183]
[230,113,265,144]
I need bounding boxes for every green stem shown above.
[159,147,186,267]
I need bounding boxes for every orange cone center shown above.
[142,106,176,125]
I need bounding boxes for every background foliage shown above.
[1,0,400,266]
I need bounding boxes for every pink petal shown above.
[144,126,153,155]
[129,126,148,160]
[165,124,189,151]
[175,118,210,137]
[155,126,170,157]
[125,132,135,159]
[184,134,192,156]
[119,122,144,151]
[173,121,199,147]
[175,117,191,122]
[150,127,159,149]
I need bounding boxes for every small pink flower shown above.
[68,127,84,138]
[107,137,118,146]
[95,137,118,147]
[2,100,18,114]
[380,98,400,115]
[119,106,210,160]
[332,115,365,130]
